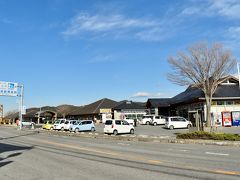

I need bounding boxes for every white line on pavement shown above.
[205,152,229,156]
[179,150,189,152]
[117,142,130,146]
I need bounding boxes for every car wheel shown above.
[187,124,191,129]
[153,122,157,126]
[91,127,95,132]
[75,128,79,133]
[113,130,118,135]
[146,121,150,125]
[169,125,174,130]
[130,129,134,134]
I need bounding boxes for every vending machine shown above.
[222,111,232,127]
[231,111,240,126]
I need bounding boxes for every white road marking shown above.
[205,152,229,156]
[117,143,130,146]
[179,150,189,152]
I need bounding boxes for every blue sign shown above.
[0,81,18,97]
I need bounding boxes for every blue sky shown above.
[1,0,240,113]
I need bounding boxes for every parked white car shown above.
[140,115,153,125]
[124,118,134,125]
[53,119,66,131]
[21,120,35,126]
[140,115,165,125]
[104,119,134,135]
[64,120,78,131]
[165,116,192,130]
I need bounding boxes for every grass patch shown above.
[176,131,240,141]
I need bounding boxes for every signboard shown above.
[0,81,18,97]
[100,108,112,114]
[0,104,3,117]
[231,111,240,126]
[222,111,232,127]
[22,106,26,115]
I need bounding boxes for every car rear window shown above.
[115,120,121,125]
[105,120,112,125]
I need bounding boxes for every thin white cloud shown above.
[135,28,165,42]
[62,12,165,41]
[228,26,240,39]
[132,92,162,98]
[209,0,240,19]
[181,0,240,19]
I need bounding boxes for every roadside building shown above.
[68,98,118,122]
[113,100,147,120]
[147,76,240,127]
[4,105,78,124]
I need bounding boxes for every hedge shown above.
[176,131,240,141]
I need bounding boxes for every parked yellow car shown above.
[42,121,54,130]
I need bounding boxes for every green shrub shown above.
[176,131,240,141]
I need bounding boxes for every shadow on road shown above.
[0,131,40,141]
[0,142,33,168]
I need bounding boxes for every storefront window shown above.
[235,100,240,105]
[217,101,225,105]
[211,101,217,105]
[226,101,234,105]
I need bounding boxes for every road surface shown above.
[0,126,239,180]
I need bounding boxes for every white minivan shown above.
[53,119,66,131]
[140,115,165,125]
[104,119,134,135]
[64,120,78,131]
[165,116,192,130]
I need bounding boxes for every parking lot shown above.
[35,122,240,137]
[94,123,189,137]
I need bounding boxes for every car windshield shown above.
[143,116,152,118]
[73,121,79,125]
[54,120,60,124]
[105,120,112,125]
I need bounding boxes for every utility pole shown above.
[237,62,240,89]
[19,84,24,130]
[38,107,41,124]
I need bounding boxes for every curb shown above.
[2,126,240,147]
[34,129,240,147]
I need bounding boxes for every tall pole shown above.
[19,84,24,130]
[238,62,240,90]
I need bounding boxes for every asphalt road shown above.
[0,126,240,180]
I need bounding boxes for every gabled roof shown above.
[147,75,240,107]
[113,100,146,110]
[172,87,204,104]
[146,98,172,108]
[69,98,118,116]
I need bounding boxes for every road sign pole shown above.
[19,84,24,130]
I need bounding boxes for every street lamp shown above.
[38,107,41,124]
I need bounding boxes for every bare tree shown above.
[4,109,18,118]
[168,42,236,127]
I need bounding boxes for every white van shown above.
[104,119,134,135]
[165,116,192,130]
[140,115,153,125]
[150,115,166,126]
[53,119,66,131]
[64,120,78,131]
[140,115,165,125]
